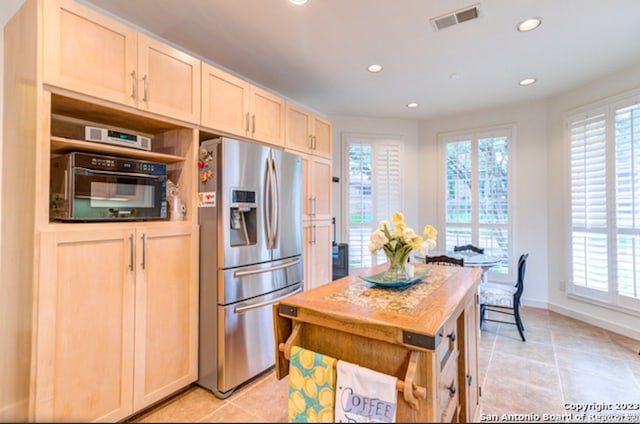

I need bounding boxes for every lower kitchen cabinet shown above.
[34,224,198,422]
[458,289,481,422]
[302,219,332,290]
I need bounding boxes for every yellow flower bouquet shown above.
[369,212,437,281]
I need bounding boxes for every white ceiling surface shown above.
[81,0,640,120]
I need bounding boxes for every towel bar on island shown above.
[278,322,427,409]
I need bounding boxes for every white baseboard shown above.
[521,296,547,309]
[517,296,640,340]
[547,302,640,340]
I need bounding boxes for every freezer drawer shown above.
[220,256,302,305]
[217,283,302,394]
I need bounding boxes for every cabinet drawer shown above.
[436,316,458,370]
[438,350,459,422]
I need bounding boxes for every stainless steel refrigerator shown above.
[197,137,303,398]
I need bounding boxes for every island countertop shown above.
[273,261,484,422]
[277,262,482,348]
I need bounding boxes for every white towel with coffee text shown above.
[334,360,397,423]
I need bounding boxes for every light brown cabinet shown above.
[286,105,333,289]
[44,0,201,124]
[298,153,333,289]
[285,101,332,158]
[3,0,331,421]
[201,62,285,146]
[458,290,481,422]
[302,219,333,291]
[3,1,200,421]
[34,224,198,422]
[301,153,332,221]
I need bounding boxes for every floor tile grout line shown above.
[550,323,567,408]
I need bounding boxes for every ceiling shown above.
[79,0,640,120]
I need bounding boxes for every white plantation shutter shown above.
[569,112,609,294]
[567,94,640,310]
[374,142,402,223]
[344,135,402,270]
[615,104,640,303]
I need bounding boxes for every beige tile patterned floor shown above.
[129,307,640,423]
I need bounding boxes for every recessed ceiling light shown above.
[406,102,420,108]
[517,17,541,32]
[367,64,383,73]
[289,0,308,4]
[519,78,537,86]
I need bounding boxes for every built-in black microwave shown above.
[50,152,167,221]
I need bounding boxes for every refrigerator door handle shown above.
[263,155,273,249]
[271,156,280,249]
[233,286,303,313]
[233,258,301,278]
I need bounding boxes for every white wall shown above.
[329,115,420,245]
[546,64,640,340]
[331,76,640,340]
[417,101,550,308]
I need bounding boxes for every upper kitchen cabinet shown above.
[201,62,285,146]
[285,101,332,159]
[136,34,200,123]
[43,0,201,124]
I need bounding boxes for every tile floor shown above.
[129,307,640,423]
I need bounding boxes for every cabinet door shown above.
[133,225,199,410]
[285,102,313,153]
[137,34,201,124]
[34,228,136,422]
[312,115,332,158]
[309,156,332,220]
[249,86,285,146]
[303,219,333,290]
[458,291,480,422]
[201,62,250,137]
[44,0,137,107]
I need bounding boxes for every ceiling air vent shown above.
[431,3,480,31]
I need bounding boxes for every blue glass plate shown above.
[360,267,431,287]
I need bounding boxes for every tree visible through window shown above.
[441,127,513,279]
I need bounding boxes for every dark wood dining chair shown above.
[425,255,464,267]
[479,253,528,341]
[454,244,485,254]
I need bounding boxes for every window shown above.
[342,134,402,270]
[440,126,513,280]
[567,91,640,311]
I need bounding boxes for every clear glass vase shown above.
[382,251,410,281]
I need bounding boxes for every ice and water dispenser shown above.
[229,189,257,246]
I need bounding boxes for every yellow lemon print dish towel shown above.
[288,345,337,423]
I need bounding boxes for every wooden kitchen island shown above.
[273,262,482,423]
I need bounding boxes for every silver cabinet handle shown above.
[252,114,256,134]
[140,233,146,270]
[234,287,302,313]
[312,197,317,217]
[130,70,137,98]
[313,135,317,150]
[308,134,313,149]
[234,258,301,278]
[129,234,134,271]
[142,74,148,102]
[312,224,317,244]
